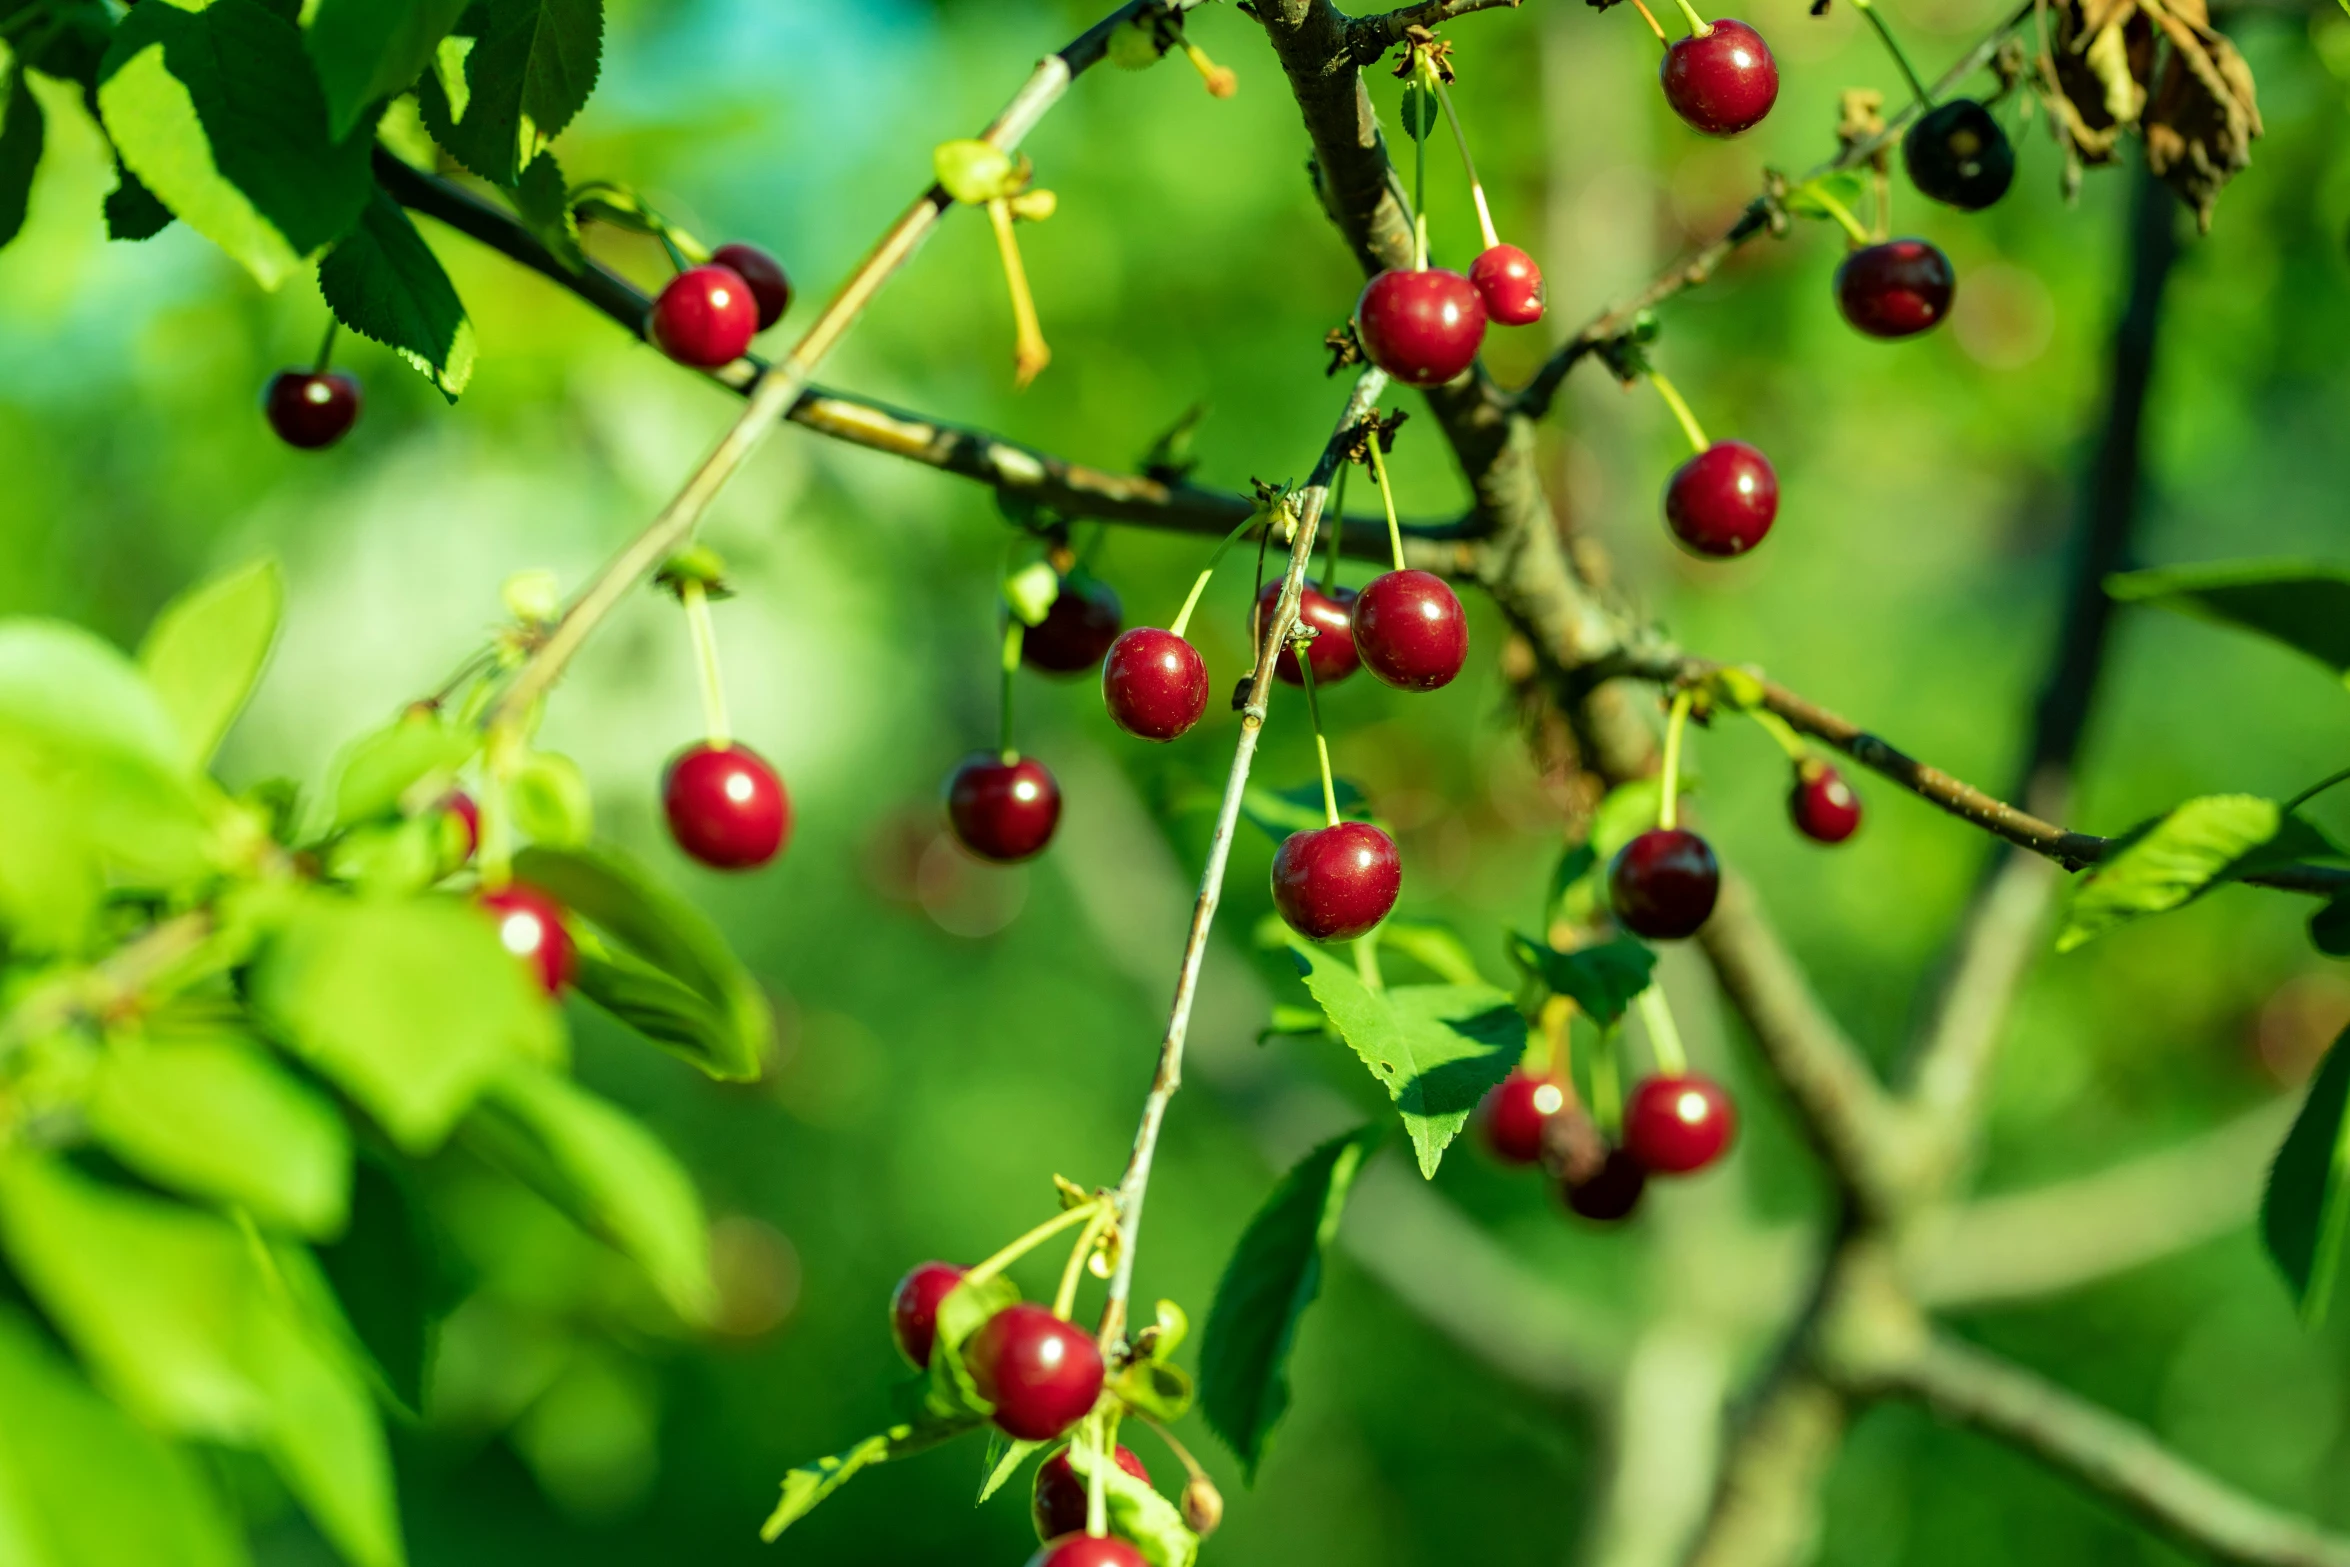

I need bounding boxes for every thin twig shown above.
[1344,0,1524,62]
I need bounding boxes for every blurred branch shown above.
[1344,0,1524,61]
[1681,1365,1848,1567]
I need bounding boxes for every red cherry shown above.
[264,370,361,449]
[945,752,1062,863]
[1351,569,1468,692]
[648,264,759,368]
[664,742,790,869]
[1609,828,1720,940]
[709,242,792,330]
[1563,1147,1648,1222]
[442,791,480,863]
[1102,628,1209,742]
[889,1260,967,1368]
[1254,581,1361,688]
[1271,820,1400,943]
[1664,440,1778,559]
[1023,577,1124,675]
[1479,1071,1567,1165]
[1789,760,1861,844]
[1355,268,1487,386]
[479,885,574,996]
[1033,1444,1151,1540]
[1834,239,1957,340]
[1660,19,1778,136]
[964,1303,1106,1442]
[1027,1537,1150,1567]
[1624,1073,1737,1174]
[1469,244,1545,326]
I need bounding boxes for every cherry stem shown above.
[1170,509,1264,641]
[1353,934,1384,992]
[1590,1025,1623,1138]
[1873,165,1892,244]
[965,1198,1106,1288]
[1647,372,1711,457]
[2285,766,2350,815]
[1668,0,1714,37]
[312,317,340,374]
[657,228,691,274]
[1750,705,1813,764]
[986,197,1051,389]
[998,616,1024,763]
[1628,0,1671,45]
[679,581,732,750]
[1085,1411,1112,1537]
[1295,641,1341,829]
[1136,1414,1212,1485]
[1850,0,1934,109]
[1804,181,1874,248]
[1543,993,1574,1082]
[1659,687,1693,831]
[1412,94,1430,270]
[478,728,521,891]
[1053,1202,1116,1319]
[1636,983,1690,1077]
[1431,78,1501,252]
[1181,39,1237,97]
[1365,428,1407,572]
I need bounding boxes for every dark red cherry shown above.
[648,263,759,368]
[1355,268,1487,386]
[890,1261,967,1368]
[1102,628,1209,742]
[1254,581,1360,687]
[709,242,792,329]
[1479,1071,1567,1165]
[964,1303,1106,1442]
[1789,760,1862,844]
[1609,828,1720,940]
[1624,1073,1737,1174]
[1033,1444,1151,1540]
[1664,440,1777,558]
[1352,569,1468,692]
[479,884,574,996]
[1835,239,1957,340]
[1660,19,1778,137]
[1469,244,1545,326]
[264,370,361,449]
[1023,576,1123,675]
[664,742,790,869]
[1903,99,2015,211]
[1028,1537,1150,1567]
[1271,820,1400,943]
[945,752,1062,863]
[1563,1147,1648,1221]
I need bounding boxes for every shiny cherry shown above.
[709,241,792,329]
[1271,820,1401,943]
[1028,1538,1150,1567]
[945,753,1062,863]
[1836,239,1957,340]
[1790,760,1862,844]
[964,1303,1106,1442]
[264,370,361,449]
[1102,628,1209,742]
[1564,1147,1648,1222]
[1624,1073,1737,1174]
[479,885,574,996]
[664,742,790,869]
[1480,1070,1567,1165]
[890,1261,967,1368]
[1660,19,1778,137]
[1023,576,1123,674]
[1255,581,1360,687]
[1609,827,1720,940]
[1664,440,1777,558]
[648,263,759,368]
[1469,243,1545,326]
[1352,570,1468,692]
[1903,99,2015,211]
[1033,1445,1151,1540]
[1355,268,1487,386]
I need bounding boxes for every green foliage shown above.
[1508,934,1656,1027]
[0,66,43,251]
[510,148,586,271]
[2056,796,2321,951]
[304,0,474,140]
[2261,1028,2350,1324]
[330,709,476,829]
[923,1269,1019,1423]
[415,0,604,186]
[317,188,477,399]
[1066,1435,1200,1567]
[2107,560,2350,685]
[314,1157,443,1413]
[975,1431,1042,1502]
[137,559,283,774]
[1372,917,1485,986]
[1240,778,1374,843]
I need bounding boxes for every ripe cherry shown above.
[1028,1538,1150,1567]
[664,742,790,869]
[1664,440,1777,558]
[1835,239,1957,341]
[1660,19,1778,137]
[1609,827,1720,940]
[1355,268,1487,386]
[890,1261,967,1368]
[1789,760,1862,844]
[648,263,759,368]
[964,1303,1106,1442]
[1023,576,1124,675]
[1564,1147,1648,1222]
[1351,570,1468,692]
[1033,1445,1151,1540]
[709,241,792,329]
[1271,821,1400,943]
[1624,1073,1737,1174]
[1254,581,1360,688]
[1480,1071,1567,1165]
[1102,628,1209,742]
[1903,99,2015,211]
[1469,244,1545,327]
[946,753,1062,863]
[264,370,361,449]
[479,884,574,996]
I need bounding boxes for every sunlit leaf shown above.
[137,558,282,773]
[2057,795,2283,952]
[318,188,476,399]
[1507,934,1655,1028]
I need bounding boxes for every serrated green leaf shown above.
[318,186,475,399]
[414,0,601,185]
[0,65,43,252]
[1067,1436,1199,1567]
[977,1431,1042,1503]
[2108,560,2350,684]
[1374,918,1484,986]
[759,1416,975,1541]
[137,558,282,774]
[1239,779,1373,845]
[2262,1027,2350,1324]
[1508,934,1655,1028]
[2057,795,2282,952]
[924,1271,1020,1422]
[304,0,472,139]
[329,710,475,828]
[107,160,175,239]
[510,147,584,270]
[1397,79,1437,140]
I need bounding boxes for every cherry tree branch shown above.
[1344,0,1524,61]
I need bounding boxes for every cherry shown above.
[1609,827,1720,940]
[664,742,790,869]
[264,370,361,449]
[1271,821,1400,943]
[1469,244,1545,327]
[1023,576,1124,675]
[890,1261,967,1368]
[1789,759,1862,844]
[1028,1538,1150,1567]
[1660,20,1778,137]
[1563,1147,1648,1222]
[1903,99,2015,211]
[964,1303,1105,1442]
[709,241,792,329]
[1355,268,1487,386]
[945,752,1062,863]
[648,263,759,368]
[1254,581,1360,688]
[1351,570,1468,692]
[1664,440,1777,559]
[479,884,574,996]
[1835,239,1957,341]
[1623,1073,1737,1174]
[1479,1070,1566,1165]
[1033,1444,1151,1540]
[1102,628,1209,742]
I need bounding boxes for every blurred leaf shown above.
[1544,843,1596,924]
[315,1155,443,1414]
[0,65,43,251]
[569,942,735,1067]
[137,558,282,774]
[509,1349,657,1518]
[0,619,184,767]
[2262,1026,2350,1324]
[1591,778,1667,863]
[304,0,471,140]
[2057,795,2282,952]
[2108,560,2350,684]
[325,817,444,896]
[1257,1001,1329,1043]
[2313,895,2350,958]
[105,161,174,240]
[1507,935,1655,1028]
[1004,560,1059,626]
[1374,918,1484,986]
[1108,1357,1193,1423]
[1200,1123,1382,1481]
[330,711,474,829]
[318,187,475,399]
[976,1432,1041,1503]
[414,0,602,185]
[1239,779,1372,845]
[923,1271,1018,1423]
[1067,1436,1198,1567]
[760,1414,974,1542]
[510,750,592,845]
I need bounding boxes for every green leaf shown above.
[1508,934,1656,1028]
[1397,79,1437,140]
[1373,918,1484,986]
[314,1155,444,1413]
[1544,843,1597,924]
[97,0,375,290]
[1066,1437,1199,1567]
[137,558,282,773]
[304,0,473,139]
[2056,795,2282,952]
[317,187,475,399]
[414,0,602,185]
[329,710,475,828]
[1107,1357,1194,1423]
[2108,560,2350,685]
[1200,1124,1383,1480]
[106,160,175,240]
[1258,1001,1330,1043]
[509,749,592,845]
[1004,560,1060,627]
[2312,895,2350,958]
[1239,779,1372,845]
[976,1432,1042,1503]
[0,66,44,252]
[510,147,584,271]
[759,1417,974,1541]
[2261,1027,2350,1324]
[1288,941,1522,1177]
[923,1270,1020,1423]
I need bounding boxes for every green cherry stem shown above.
[1590,1024,1624,1137]
[965,1198,1107,1288]
[1658,687,1694,831]
[1052,1202,1116,1319]
[1849,0,1933,109]
[1085,1410,1111,1539]
[1353,934,1384,993]
[680,580,732,749]
[1431,77,1501,252]
[1648,372,1712,457]
[1169,509,1264,641]
[477,727,521,891]
[312,317,340,374]
[2283,765,2350,815]
[1749,705,1814,765]
[1413,98,1430,270]
[1628,0,1672,44]
[657,227,692,274]
[1365,428,1408,572]
[1296,637,1341,829]
[1668,0,1714,37]
[1804,181,1875,248]
[998,615,1024,763]
[1636,982,1691,1076]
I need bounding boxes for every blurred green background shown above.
[6,0,2350,1559]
